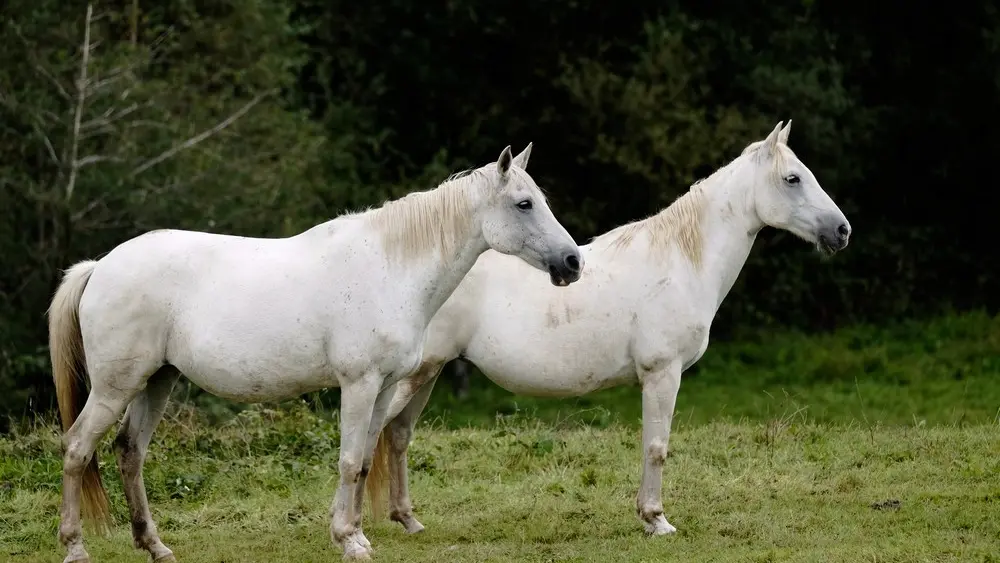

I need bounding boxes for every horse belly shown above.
[468,335,633,398]
[168,325,335,403]
[182,361,333,403]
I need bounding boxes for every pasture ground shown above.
[2,311,999,562]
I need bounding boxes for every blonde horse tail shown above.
[365,429,392,520]
[48,259,112,532]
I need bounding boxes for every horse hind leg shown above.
[60,370,151,563]
[114,365,181,562]
[385,364,443,534]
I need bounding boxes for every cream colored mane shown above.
[594,182,710,268]
[361,169,491,262]
[593,140,791,268]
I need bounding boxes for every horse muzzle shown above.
[548,250,583,286]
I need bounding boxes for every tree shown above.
[0,1,332,419]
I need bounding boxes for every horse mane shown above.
[362,168,490,261]
[592,139,791,268]
[593,182,710,268]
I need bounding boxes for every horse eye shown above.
[785,174,801,185]
[516,199,533,211]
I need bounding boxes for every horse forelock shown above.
[741,140,794,183]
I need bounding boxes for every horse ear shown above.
[764,121,784,152]
[777,120,792,145]
[512,142,533,170]
[497,145,513,182]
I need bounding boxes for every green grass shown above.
[3,311,1000,562]
[3,406,999,562]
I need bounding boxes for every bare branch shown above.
[65,3,94,202]
[127,119,172,131]
[34,65,72,101]
[149,27,176,52]
[77,154,123,167]
[130,88,278,177]
[110,101,143,122]
[70,194,110,222]
[10,24,73,101]
[81,102,142,132]
[79,123,117,140]
[32,124,61,166]
[87,74,129,95]
[85,55,151,96]
[86,105,118,127]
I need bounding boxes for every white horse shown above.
[47,144,584,563]
[366,121,852,537]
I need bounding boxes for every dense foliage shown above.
[2,0,998,418]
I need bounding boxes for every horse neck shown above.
[692,162,764,313]
[372,173,492,320]
[418,224,490,321]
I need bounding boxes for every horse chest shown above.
[682,329,711,372]
[631,314,710,375]
[669,321,710,366]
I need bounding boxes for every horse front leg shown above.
[636,358,682,536]
[330,372,383,561]
[352,382,398,528]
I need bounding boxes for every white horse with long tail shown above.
[367,121,852,537]
[47,144,583,563]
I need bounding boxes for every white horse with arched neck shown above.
[367,121,852,537]
[46,144,583,563]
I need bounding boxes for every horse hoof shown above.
[342,532,373,561]
[644,515,677,536]
[342,547,372,561]
[393,513,425,534]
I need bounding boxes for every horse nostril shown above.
[564,253,581,273]
[837,223,850,238]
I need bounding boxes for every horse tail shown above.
[365,429,392,520]
[48,259,112,532]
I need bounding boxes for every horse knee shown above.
[647,438,668,465]
[62,437,94,475]
[340,456,365,482]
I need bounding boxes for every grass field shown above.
[2,312,999,562]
